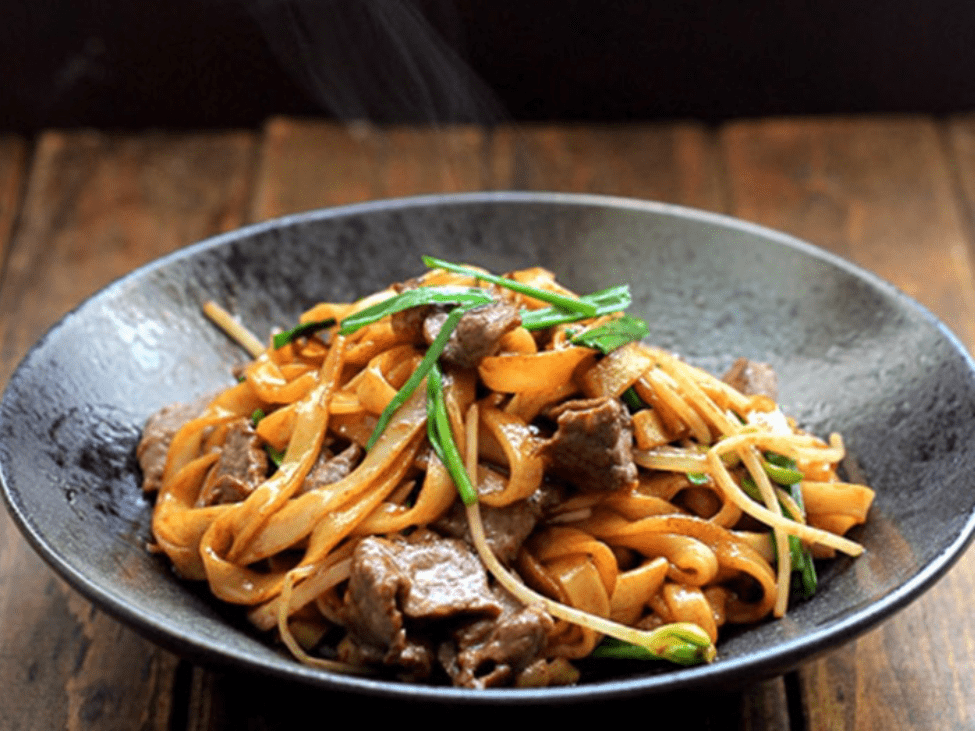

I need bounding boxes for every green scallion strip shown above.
[338,286,493,336]
[364,302,475,451]
[251,408,265,427]
[762,451,804,485]
[520,284,632,330]
[621,386,646,412]
[426,363,478,506]
[741,475,817,597]
[569,314,649,353]
[265,444,284,467]
[272,318,337,349]
[591,634,712,666]
[422,256,598,318]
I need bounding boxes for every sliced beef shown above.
[339,530,506,679]
[297,442,363,496]
[722,357,779,399]
[438,587,554,689]
[136,394,213,493]
[196,418,268,506]
[423,300,522,369]
[433,485,556,565]
[540,396,638,492]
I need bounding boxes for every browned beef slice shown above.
[340,531,505,678]
[422,300,522,369]
[296,442,363,495]
[433,485,555,565]
[196,417,268,506]
[541,396,638,492]
[438,587,554,689]
[722,357,779,399]
[136,394,212,492]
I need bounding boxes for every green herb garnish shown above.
[364,301,479,451]
[741,475,818,598]
[338,287,493,336]
[272,318,337,349]
[520,285,632,330]
[569,314,649,354]
[762,451,804,485]
[621,386,646,412]
[591,634,714,666]
[425,362,478,505]
[422,256,598,318]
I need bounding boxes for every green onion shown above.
[338,286,493,336]
[762,451,804,485]
[251,408,265,427]
[621,386,646,412]
[569,314,649,353]
[687,472,710,485]
[422,256,598,318]
[591,633,713,666]
[272,318,337,349]
[741,475,817,598]
[364,302,477,451]
[426,363,478,505]
[520,285,632,330]
[265,444,284,468]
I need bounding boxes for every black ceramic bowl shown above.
[2,192,975,704]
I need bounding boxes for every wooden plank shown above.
[249,118,488,221]
[0,129,258,731]
[721,116,975,348]
[0,136,28,258]
[945,114,975,257]
[489,123,729,213]
[722,116,975,730]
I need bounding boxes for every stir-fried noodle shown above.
[139,259,873,687]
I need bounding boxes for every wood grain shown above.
[722,115,975,730]
[250,118,488,221]
[721,116,975,348]
[489,123,729,213]
[0,136,28,258]
[0,129,258,731]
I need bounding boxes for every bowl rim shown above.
[3,190,975,704]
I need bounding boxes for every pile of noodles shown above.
[146,263,873,684]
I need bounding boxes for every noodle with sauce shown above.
[138,258,874,688]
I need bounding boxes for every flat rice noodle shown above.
[530,526,618,597]
[233,388,428,566]
[579,342,654,398]
[476,404,544,507]
[479,347,595,393]
[609,556,668,625]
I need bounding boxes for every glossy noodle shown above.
[139,259,874,688]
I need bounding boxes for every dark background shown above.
[3,0,975,131]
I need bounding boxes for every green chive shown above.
[621,386,646,412]
[591,634,713,666]
[272,318,337,349]
[741,475,817,597]
[426,363,478,506]
[520,285,632,330]
[364,302,476,451]
[422,256,598,318]
[569,314,649,353]
[761,451,804,485]
[264,444,284,467]
[338,286,493,336]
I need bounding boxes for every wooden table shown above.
[2,116,975,729]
